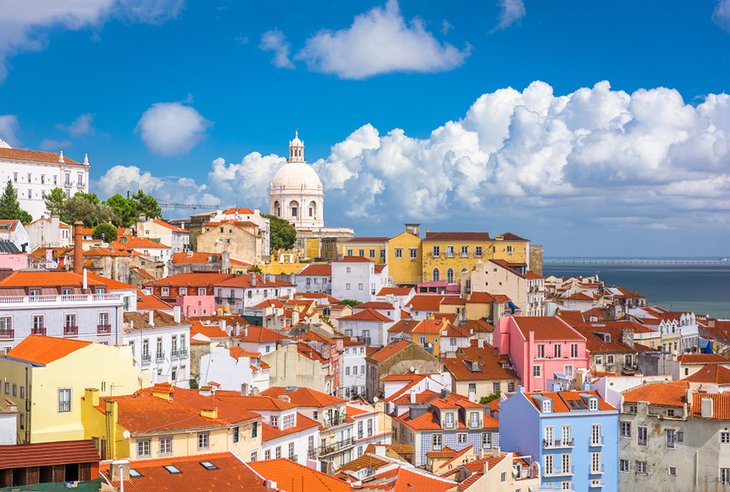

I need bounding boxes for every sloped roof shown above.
[0,147,82,165]
[339,308,393,323]
[297,263,332,276]
[249,458,352,492]
[0,440,99,469]
[690,392,730,420]
[678,354,729,365]
[0,271,104,288]
[367,340,412,362]
[6,335,91,365]
[261,386,345,408]
[377,287,414,296]
[622,381,689,407]
[443,342,519,381]
[405,295,448,312]
[513,316,585,341]
[684,364,730,385]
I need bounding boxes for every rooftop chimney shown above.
[110,460,130,482]
[73,221,84,274]
[701,397,714,418]
[83,268,88,290]
[148,310,155,327]
[173,305,181,323]
[409,390,416,404]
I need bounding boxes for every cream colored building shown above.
[0,335,145,444]
[462,259,546,316]
[196,219,267,265]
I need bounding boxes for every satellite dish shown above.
[373,396,379,403]
[409,366,415,373]
[123,430,131,440]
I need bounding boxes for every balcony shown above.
[318,438,353,456]
[307,448,317,459]
[323,414,347,428]
[156,352,165,362]
[288,454,298,462]
[172,349,189,359]
[64,326,78,336]
[543,438,574,449]
[31,327,46,336]
[97,324,111,335]
[0,329,14,339]
[141,354,152,366]
[0,293,123,308]
[589,464,604,475]
[589,436,604,447]
[544,465,574,477]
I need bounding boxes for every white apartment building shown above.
[293,263,332,294]
[26,216,71,250]
[340,340,368,399]
[199,344,270,394]
[133,217,191,252]
[122,310,191,388]
[462,259,546,316]
[332,257,389,303]
[0,271,125,351]
[216,273,296,313]
[0,144,89,220]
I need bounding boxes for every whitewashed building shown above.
[26,216,71,250]
[0,220,30,252]
[198,344,270,394]
[133,217,191,252]
[332,257,389,303]
[0,143,90,220]
[340,339,368,399]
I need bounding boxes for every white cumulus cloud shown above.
[296,0,470,79]
[136,102,210,156]
[714,0,730,32]
[260,29,295,69]
[493,0,526,31]
[0,115,20,146]
[0,0,183,82]
[58,113,95,137]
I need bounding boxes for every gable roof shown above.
[683,364,730,384]
[339,308,393,323]
[367,340,413,363]
[261,386,345,408]
[405,295,449,312]
[377,287,414,297]
[237,326,290,344]
[6,335,92,365]
[690,392,730,420]
[296,263,332,276]
[622,381,689,407]
[249,458,352,491]
[513,316,585,341]
[0,147,82,165]
[677,354,729,365]
[443,342,519,381]
[0,440,99,469]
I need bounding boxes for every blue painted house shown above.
[499,388,619,491]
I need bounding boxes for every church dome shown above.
[270,161,323,192]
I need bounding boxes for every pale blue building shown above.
[499,387,619,491]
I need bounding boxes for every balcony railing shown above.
[0,329,14,339]
[31,327,46,336]
[589,436,604,447]
[318,438,353,456]
[0,293,123,306]
[156,352,165,362]
[589,464,605,474]
[172,349,188,358]
[544,465,574,477]
[97,324,111,335]
[141,354,152,365]
[543,438,574,449]
[307,448,317,459]
[323,414,346,427]
[64,326,78,336]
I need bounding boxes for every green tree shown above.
[132,190,162,220]
[0,180,32,223]
[44,187,67,216]
[479,391,501,405]
[74,192,100,205]
[248,265,263,273]
[262,214,297,251]
[92,222,118,242]
[339,299,362,307]
[61,194,102,227]
[104,194,138,227]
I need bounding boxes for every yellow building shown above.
[387,224,423,285]
[340,237,389,264]
[0,335,145,444]
[421,231,492,284]
[387,318,453,357]
[81,384,262,461]
[492,233,530,266]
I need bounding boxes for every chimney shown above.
[409,390,416,404]
[83,268,88,290]
[701,397,714,418]
[110,460,130,482]
[218,319,227,334]
[84,387,100,407]
[250,273,257,287]
[148,310,155,327]
[621,328,634,348]
[440,388,449,398]
[73,221,84,274]
[221,251,230,273]
[173,305,181,323]
[477,339,484,348]
[200,407,218,419]
[483,459,490,475]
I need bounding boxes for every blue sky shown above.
[1,0,730,257]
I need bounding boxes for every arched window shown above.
[447,268,454,283]
[289,200,299,218]
[461,268,467,278]
[432,268,440,281]
[274,201,280,217]
[309,201,317,218]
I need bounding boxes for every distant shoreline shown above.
[544,258,729,265]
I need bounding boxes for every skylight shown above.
[163,465,182,474]
[128,468,142,478]
[200,461,218,470]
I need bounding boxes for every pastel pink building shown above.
[495,316,589,392]
[175,295,216,318]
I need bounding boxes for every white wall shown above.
[199,344,258,392]
[123,324,191,388]
[332,261,375,303]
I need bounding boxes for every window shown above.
[288,442,295,458]
[595,355,603,364]
[160,437,172,455]
[432,245,440,256]
[198,432,209,449]
[369,249,376,258]
[446,268,454,283]
[570,344,578,358]
[358,283,363,290]
[590,452,601,473]
[553,344,562,358]
[264,449,271,460]
[270,416,278,427]
[666,429,676,448]
[457,433,467,444]
[620,459,629,472]
[562,453,571,474]
[591,424,601,445]
[506,245,513,253]
[620,422,631,437]
[409,248,417,259]
[508,381,515,392]
[722,468,730,485]
[444,412,455,429]
[475,246,482,257]
[346,366,350,376]
[64,313,77,330]
[250,450,257,462]
[19,386,24,399]
[638,426,648,446]
[493,382,500,394]
[432,268,440,281]
[636,461,648,475]
[460,245,468,257]
[482,432,492,449]
[668,466,677,476]
[561,426,571,444]
[627,404,637,413]
[346,283,351,290]
[533,365,541,377]
[395,248,403,258]
[251,421,258,438]
[419,336,426,345]
[500,472,507,482]
[283,414,295,429]
[275,446,281,458]
[544,454,554,475]
[232,426,239,443]
[543,400,552,413]
[544,426,554,446]
[721,431,730,444]
[156,337,163,359]
[58,388,71,412]
[607,354,614,364]
[536,344,545,358]
[667,408,675,417]
[432,434,443,450]
[588,398,598,411]
[161,287,169,296]
[137,439,151,457]
[179,287,188,295]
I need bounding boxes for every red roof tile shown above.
[684,364,730,384]
[377,287,414,296]
[0,440,99,469]
[261,386,345,408]
[249,458,352,491]
[678,354,729,364]
[237,326,290,344]
[297,263,332,276]
[334,256,374,263]
[406,295,449,312]
[6,335,91,365]
[367,340,412,362]
[513,316,585,341]
[691,392,730,420]
[622,381,689,407]
[443,343,519,381]
[0,147,82,165]
[339,308,393,323]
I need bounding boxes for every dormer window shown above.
[542,400,552,413]
[589,398,598,411]
[444,412,455,429]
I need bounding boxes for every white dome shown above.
[270,162,323,192]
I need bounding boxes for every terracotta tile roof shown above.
[443,343,519,381]
[110,236,171,250]
[582,308,611,321]
[6,335,91,365]
[622,381,689,407]
[497,232,528,241]
[103,452,270,492]
[204,220,258,228]
[261,386,345,408]
[254,298,285,309]
[367,340,412,363]
[364,466,456,492]
[216,274,293,288]
[460,319,495,333]
[339,308,393,323]
[334,255,375,263]
[0,270,104,288]
[513,316,585,341]
[558,310,585,324]
[569,324,651,354]
[381,373,426,382]
[684,364,730,384]
[405,295,448,312]
[0,147,83,165]
[145,272,233,287]
[440,297,466,306]
[466,292,501,304]
[250,459,352,491]
[0,219,19,232]
[262,412,320,441]
[377,287,414,296]
[151,219,188,233]
[426,445,471,459]
[237,326,290,343]
[678,354,729,364]
[136,290,172,310]
[211,393,295,411]
[424,231,491,241]
[390,389,440,405]
[690,392,730,420]
[172,251,224,265]
[190,321,228,339]
[222,207,255,215]
[296,263,332,276]
[124,310,184,330]
[86,272,137,291]
[337,453,390,472]
[355,301,395,310]
[0,440,99,469]
[396,405,498,431]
